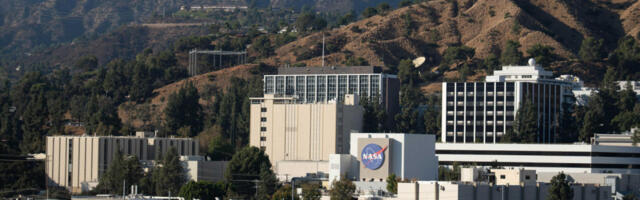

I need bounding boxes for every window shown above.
[261,108,267,112]
[500,175,506,179]
[261,117,267,122]
[525,175,530,180]
[260,137,266,141]
[522,75,532,78]
[260,147,266,151]
[260,127,267,132]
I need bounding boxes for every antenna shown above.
[322,33,325,67]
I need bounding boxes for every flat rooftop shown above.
[276,66,383,75]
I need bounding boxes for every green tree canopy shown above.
[179,180,226,200]
[502,95,537,143]
[251,35,273,58]
[442,45,475,65]
[361,96,386,132]
[386,173,398,195]
[526,44,556,67]
[579,37,605,62]
[95,150,144,194]
[301,183,321,200]
[330,176,355,200]
[164,82,203,136]
[272,184,298,200]
[500,40,523,65]
[225,146,276,199]
[154,147,186,196]
[548,173,573,200]
[362,7,378,18]
[377,3,392,14]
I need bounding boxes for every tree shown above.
[362,7,378,18]
[338,12,356,26]
[330,176,355,200]
[179,180,226,200]
[377,3,391,14]
[129,63,153,103]
[207,133,235,161]
[548,173,573,200]
[164,82,203,136]
[442,46,475,65]
[95,150,144,194]
[423,95,441,135]
[397,59,419,86]
[272,184,298,200]
[361,97,386,132]
[526,44,556,67]
[438,162,461,181]
[301,183,322,200]
[502,95,537,143]
[399,0,413,7]
[616,82,637,112]
[225,146,275,199]
[395,86,423,133]
[154,148,186,196]
[386,174,398,195]
[608,36,640,80]
[483,53,500,73]
[579,37,605,62]
[75,55,98,72]
[251,35,273,58]
[500,40,523,65]
[557,102,578,143]
[257,163,279,200]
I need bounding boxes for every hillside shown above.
[265,0,640,90]
[118,64,258,128]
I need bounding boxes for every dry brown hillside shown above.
[266,0,637,71]
[118,64,257,128]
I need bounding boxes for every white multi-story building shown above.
[441,59,573,143]
[556,74,596,105]
[262,66,399,115]
[617,80,640,94]
[435,143,640,174]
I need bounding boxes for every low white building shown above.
[436,143,640,174]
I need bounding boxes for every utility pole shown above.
[322,33,325,67]
[122,180,126,200]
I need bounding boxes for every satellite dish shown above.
[413,56,426,68]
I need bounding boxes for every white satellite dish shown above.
[413,56,426,68]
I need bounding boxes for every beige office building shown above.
[249,94,363,164]
[46,134,198,193]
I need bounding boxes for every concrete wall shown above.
[250,95,363,166]
[275,160,328,181]
[393,181,612,200]
[350,133,438,181]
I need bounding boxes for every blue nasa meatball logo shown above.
[361,144,387,170]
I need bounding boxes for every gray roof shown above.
[277,66,383,75]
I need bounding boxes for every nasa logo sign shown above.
[361,144,387,170]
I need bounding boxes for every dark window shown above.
[261,117,267,122]
[260,147,266,151]
[500,175,506,179]
[261,127,267,132]
[525,175,530,180]
[261,108,267,112]
[260,137,266,141]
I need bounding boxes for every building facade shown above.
[46,135,198,193]
[436,143,640,174]
[441,59,571,143]
[249,94,363,164]
[263,66,399,116]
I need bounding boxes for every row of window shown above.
[264,74,382,102]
